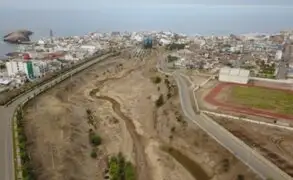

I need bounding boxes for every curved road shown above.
[173,71,292,180]
[0,52,115,180]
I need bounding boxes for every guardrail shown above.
[11,52,119,180]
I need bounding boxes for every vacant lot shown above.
[211,115,293,178]
[21,50,260,180]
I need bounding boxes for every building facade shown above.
[219,67,250,84]
[6,60,46,78]
[6,61,26,76]
[275,50,283,61]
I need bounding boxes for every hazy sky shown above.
[1,0,293,9]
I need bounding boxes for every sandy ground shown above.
[210,115,293,177]
[23,50,260,180]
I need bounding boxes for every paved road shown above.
[173,72,292,180]
[0,53,114,180]
[276,45,289,79]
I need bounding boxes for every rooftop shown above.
[220,67,250,77]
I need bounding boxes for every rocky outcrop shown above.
[3,30,33,44]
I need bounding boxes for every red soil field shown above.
[204,83,293,120]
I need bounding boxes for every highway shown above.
[173,71,292,180]
[0,52,115,180]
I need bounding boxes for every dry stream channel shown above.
[89,68,209,180]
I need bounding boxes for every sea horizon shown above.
[1,6,293,57]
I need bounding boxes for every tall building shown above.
[50,29,54,43]
[6,61,26,77]
[275,50,283,61]
[6,60,43,78]
[25,61,34,79]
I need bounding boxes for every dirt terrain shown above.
[23,49,260,180]
[210,115,293,177]
[196,79,293,178]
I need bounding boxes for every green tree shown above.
[109,156,119,180]
[124,162,135,180]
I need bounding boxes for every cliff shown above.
[3,30,33,44]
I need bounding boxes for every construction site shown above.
[21,47,261,180]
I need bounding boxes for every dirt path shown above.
[95,96,150,180]
[88,66,151,180]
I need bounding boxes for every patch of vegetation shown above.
[89,129,102,147]
[237,174,245,180]
[86,108,96,128]
[167,93,172,99]
[166,43,186,50]
[16,108,36,180]
[155,94,164,107]
[259,62,276,75]
[91,134,102,146]
[222,158,230,172]
[167,55,179,62]
[171,126,176,132]
[150,76,161,84]
[86,108,92,115]
[0,63,5,69]
[230,85,293,115]
[90,149,98,159]
[109,153,136,180]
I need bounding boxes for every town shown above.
[2,29,293,180]
[0,30,292,93]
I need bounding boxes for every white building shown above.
[275,50,283,61]
[219,67,250,84]
[64,54,79,61]
[174,58,186,67]
[6,61,26,77]
[80,45,96,53]
[159,38,171,45]
[6,60,47,78]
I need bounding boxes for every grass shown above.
[229,85,293,115]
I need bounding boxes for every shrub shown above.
[109,156,119,180]
[125,162,135,180]
[166,43,185,50]
[90,150,97,158]
[108,153,136,180]
[167,55,178,62]
[155,95,164,107]
[90,134,102,146]
[151,76,161,84]
[86,109,92,115]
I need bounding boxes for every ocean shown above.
[1,6,293,57]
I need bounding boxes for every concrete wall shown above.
[250,77,293,84]
[219,74,249,84]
